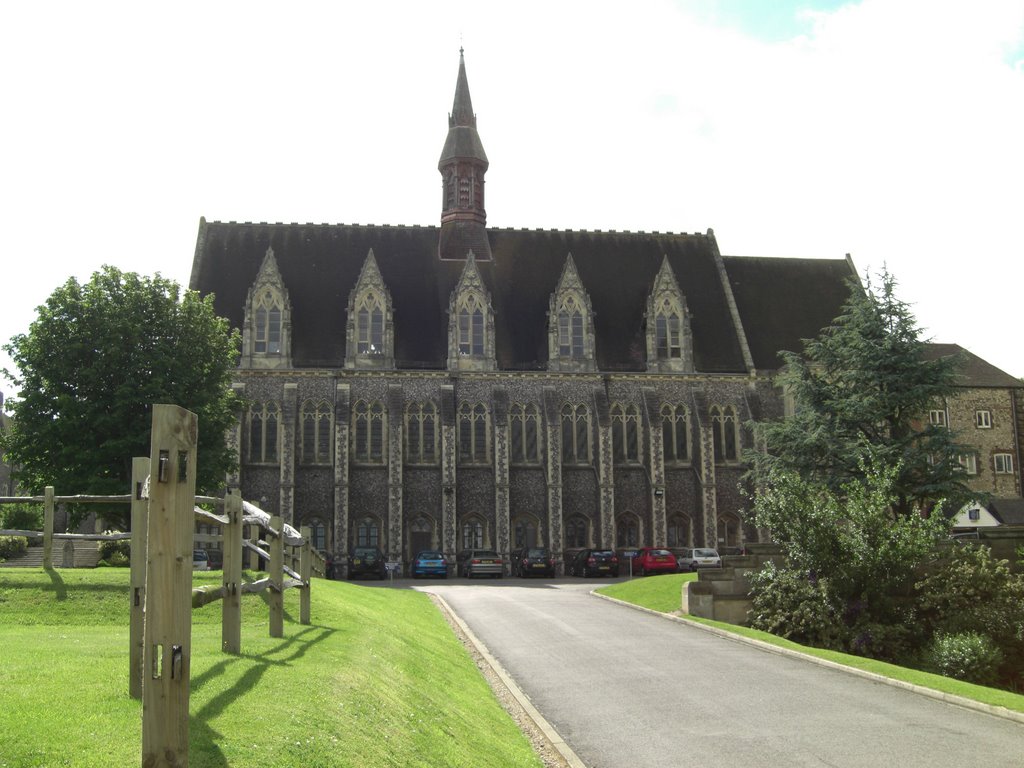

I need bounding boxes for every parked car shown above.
[348,546,387,580]
[412,550,448,579]
[205,549,223,570]
[192,549,210,571]
[568,548,619,578]
[456,549,503,578]
[676,547,722,572]
[632,547,678,576]
[511,546,556,577]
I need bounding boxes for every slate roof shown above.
[987,497,1024,526]
[922,343,1022,389]
[190,220,857,373]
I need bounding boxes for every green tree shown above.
[1,266,241,528]
[751,268,974,517]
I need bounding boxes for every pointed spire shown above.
[450,47,476,129]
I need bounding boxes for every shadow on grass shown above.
[187,624,336,765]
[44,566,67,600]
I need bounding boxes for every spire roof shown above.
[439,49,488,167]
[450,48,476,129]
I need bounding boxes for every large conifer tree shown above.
[751,268,974,517]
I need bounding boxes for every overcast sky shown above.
[3,0,1023,403]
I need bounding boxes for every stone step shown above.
[2,541,102,568]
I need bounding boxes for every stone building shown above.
[188,52,1019,574]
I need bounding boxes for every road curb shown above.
[592,590,1024,727]
[433,594,589,768]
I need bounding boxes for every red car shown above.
[632,547,678,576]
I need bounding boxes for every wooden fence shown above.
[1,404,327,767]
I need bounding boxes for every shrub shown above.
[0,535,29,561]
[749,562,846,649]
[922,632,1003,686]
[1,504,44,534]
[98,538,130,567]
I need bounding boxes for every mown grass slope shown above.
[0,568,542,768]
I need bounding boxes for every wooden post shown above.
[222,491,243,654]
[299,526,311,626]
[42,486,54,569]
[269,515,284,638]
[129,457,150,700]
[248,525,260,571]
[142,405,198,768]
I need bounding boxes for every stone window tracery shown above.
[458,402,489,464]
[561,403,592,464]
[242,247,292,369]
[661,404,690,463]
[346,250,395,369]
[405,402,439,464]
[565,516,588,549]
[248,401,280,464]
[447,253,496,371]
[352,399,386,463]
[548,254,596,372]
[510,403,541,464]
[301,399,333,464]
[711,405,739,463]
[611,402,641,464]
[461,517,485,550]
[356,516,381,548]
[645,256,693,373]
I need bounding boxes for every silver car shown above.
[677,547,722,572]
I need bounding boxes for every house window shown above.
[561,403,592,464]
[406,402,438,464]
[301,400,332,464]
[458,305,485,356]
[248,401,280,463]
[958,454,978,476]
[353,400,386,463]
[994,453,1014,474]
[661,404,689,463]
[510,403,541,463]
[718,513,741,547]
[711,405,739,462]
[356,517,380,548]
[976,410,992,429]
[565,516,588,549]
[458,402,489,464]
[611,403,641,463]
[968,507,981,521]
[461,518,484,550]
[305,518,327,551]
[928,409,947,427]
[513,518,538,549]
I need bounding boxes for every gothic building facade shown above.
[191,52,1017,574]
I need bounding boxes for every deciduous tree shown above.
[1,266,241,528]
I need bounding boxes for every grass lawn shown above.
[0,567,543,768]
[597,572,1024,715]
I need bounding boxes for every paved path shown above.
[418,580,1024,768]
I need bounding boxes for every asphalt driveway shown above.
[418,580,1024,768]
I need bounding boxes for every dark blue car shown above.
[412,550,448,578]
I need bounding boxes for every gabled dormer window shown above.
[447,252,496,371]
[242,247,292,369]
[346,249,395,369]
[645,256,693,373]
[548,254,596,372]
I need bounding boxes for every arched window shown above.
[561,403,591,464]
[353,400,386,463]
[718,513,741,548]
[565,516,588,549]
[558,297,585,359]
[616,514,640,548]
[301,400,333,464]
[513,517,538,549]
[356,517,380,548]
[548,254,596,372]
[458,402,489,464]
[248,401,280,463]
[304,517,327,551]
[356,296,385,355]
[661,404,689,463]
[345,250,394,368]
[254,297,282,354]
[409,516,433,557]
[461,517,485,550]
[406,402,438,464]
[711,405,739,463]
[667,515,691,548]
[458,303,485,356]
[645,256,692,373]
[654,300,682,360]
[510,403,541,464]
[611,403,641,463]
